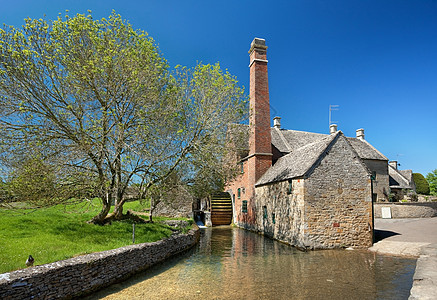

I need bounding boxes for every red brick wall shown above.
[226,38,272,228]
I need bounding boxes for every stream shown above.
[87,226,416,299]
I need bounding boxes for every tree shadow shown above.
[374,229,401,242]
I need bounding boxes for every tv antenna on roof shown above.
[329,105,339,126]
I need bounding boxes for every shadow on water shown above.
[374,229,401,242]
[86,226,416,300]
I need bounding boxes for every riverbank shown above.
[370,218,437,299]
[0,225,200,299]
[0,200,176,274]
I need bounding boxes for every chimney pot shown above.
[249,38,268,54]
[356,128,365,140]
[389,161,398,170]
[329,124,338,134]
[273,116,281,129]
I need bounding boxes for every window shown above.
[240,162,244,173]
[237,188,241,199]
[287,180,293,194]
[263,206,267,219]
[272,213,276,224]
[242,200,248,213]
[232,194,235,204]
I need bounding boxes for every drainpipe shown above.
[371,174,375,244]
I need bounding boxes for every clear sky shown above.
[1,0,436,176]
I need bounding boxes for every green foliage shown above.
[413,173,430,195]
[426,169,437,196]
[0,12,247,223]
[0,199,173,273]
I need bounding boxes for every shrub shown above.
[413,173,430,195]
[406,190,418,202]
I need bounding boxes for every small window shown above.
[240,162,244,173]
[237,188,241,199]
[232,194,235,204]
[263,206,267,219]
[242,200,248,213]
[272,213,276,224]
[287,180,293,194]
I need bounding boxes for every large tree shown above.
[426,169,437,196]
[0,12,247,223]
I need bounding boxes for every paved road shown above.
[372,218,437,300]
[375,217,437,244]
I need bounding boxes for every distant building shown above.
[388,161,416,201]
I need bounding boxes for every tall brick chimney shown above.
[248,38,272,183]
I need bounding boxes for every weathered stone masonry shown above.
[0,226,199,300]
[374,202,437,218]
[255,136,373,249]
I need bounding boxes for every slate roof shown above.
[346,138,387,161]
[231,124,387,185]
[389,166,414,189]
[271,128,387,161]
[399,169,414,183]
[256,132,339,186]
[272,129,326,153]
[231,124,387,162]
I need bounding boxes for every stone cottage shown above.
[225,38,391,249]
[388,161,416,201]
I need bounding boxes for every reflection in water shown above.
[88,227,415,300]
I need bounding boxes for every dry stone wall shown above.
[374,202,437,218]
[0,226,199,300]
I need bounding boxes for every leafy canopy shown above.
[426,169,437,196]
[0,11,248,223]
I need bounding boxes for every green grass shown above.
[0,199,175,274]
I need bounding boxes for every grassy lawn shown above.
[0,199,180,274]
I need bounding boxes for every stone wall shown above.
[0,226,199,300]
[374,202,437,218]
[303,137,373,249]
[254,136,373,250]
[255,179,306,247]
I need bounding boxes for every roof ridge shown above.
[274,127,292,152]
[279,128,327,136]
[293,132,335,152]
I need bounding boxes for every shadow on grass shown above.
[374,229,401,242]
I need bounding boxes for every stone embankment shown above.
[409,243,437,300]
[0,225,199,300]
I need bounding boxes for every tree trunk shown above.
[88,198,111,225]
[112,200,124,220]
[149,197,158,223]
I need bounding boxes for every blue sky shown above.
[1,0,436,176]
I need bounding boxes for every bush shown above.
[413,173,430,195]
[406,190,418,202]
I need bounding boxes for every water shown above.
[88,227,416,300]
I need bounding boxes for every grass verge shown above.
[0,199,181,274]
